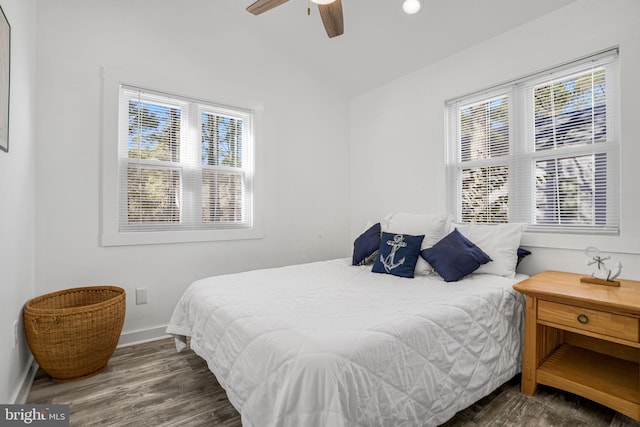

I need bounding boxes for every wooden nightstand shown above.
[513,270,640,421]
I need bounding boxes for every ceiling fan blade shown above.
[246,0,289,15]
[318,0,344,38]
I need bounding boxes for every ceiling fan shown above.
[246,0,344,38]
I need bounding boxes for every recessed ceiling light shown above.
[402,0,422,15]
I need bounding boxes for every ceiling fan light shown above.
[402,0,422,15]
[310,0,336,4]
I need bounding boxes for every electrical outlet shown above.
[135,288,148,305]
[12,320,18,349]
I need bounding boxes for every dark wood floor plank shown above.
[27,338,638,426]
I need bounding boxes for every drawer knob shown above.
[577,314,589,324]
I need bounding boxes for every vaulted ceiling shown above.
[219,0,577,96]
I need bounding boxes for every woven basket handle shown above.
[31,316,59,334]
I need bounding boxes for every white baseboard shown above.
[12,356,38,404]
[117,325,170,348]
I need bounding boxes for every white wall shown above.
[34,0,350,343]
[349,0,640,279]
[0,0,37,403]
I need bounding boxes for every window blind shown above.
[118,86,253,233]
[446,49,619,235]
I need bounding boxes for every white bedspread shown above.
[166,258,526,427]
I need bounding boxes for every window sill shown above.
[521,230,639,255]
[100,226,263,247]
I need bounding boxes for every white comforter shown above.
[166,259,526,427]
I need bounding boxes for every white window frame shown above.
[101,68,263,246]
[446,50,619,240]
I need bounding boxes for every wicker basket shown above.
[24,286,126,382]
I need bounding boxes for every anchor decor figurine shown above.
[580,246,623,287]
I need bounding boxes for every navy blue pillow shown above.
[420,228,492,282]
[372,232,424,278]
[516,247,531,268]
[352,223,381,265]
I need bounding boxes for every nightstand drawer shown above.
[538,300,640,342]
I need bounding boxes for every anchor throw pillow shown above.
[372,232,424,278]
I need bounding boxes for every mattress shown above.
[166,258,526,427]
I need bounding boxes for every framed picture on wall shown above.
[0,5,9,153]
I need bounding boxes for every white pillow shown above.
[453,223,527,277]
[383,212,452,274]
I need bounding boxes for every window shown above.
[446,50,619,235]
[119,85,254,234]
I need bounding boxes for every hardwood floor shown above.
[27,338,638,426]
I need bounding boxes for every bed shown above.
[167,213,529,426]
[166,256,526,426]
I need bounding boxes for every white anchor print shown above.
[381,234,407,272]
